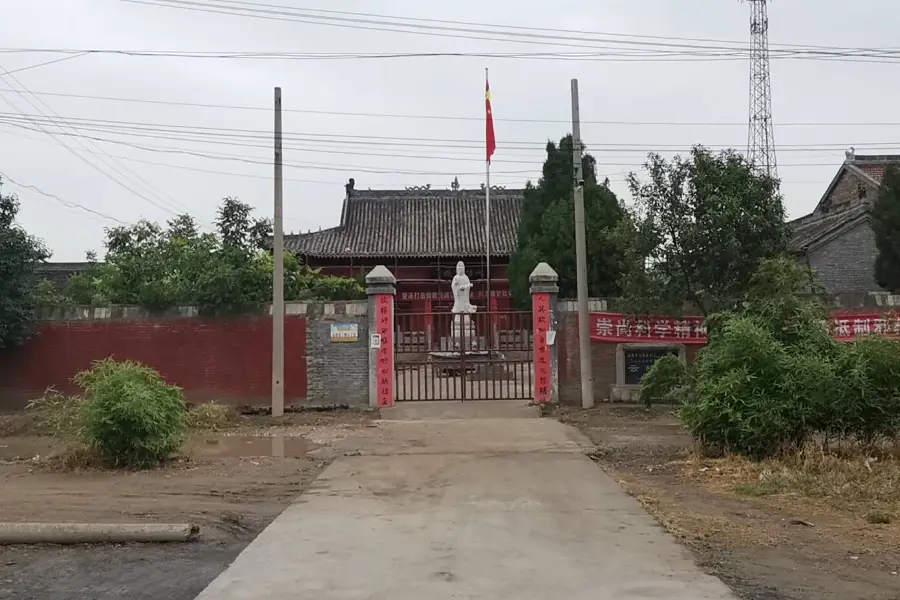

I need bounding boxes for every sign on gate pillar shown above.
[366,266,396,408]
[529,263,560,404]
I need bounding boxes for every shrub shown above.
[679,316,816,458]
[77,359,186,468]
[832,336,900,446]
[674,257,900,459]
[676,259,849,458]
[640,354,691,406]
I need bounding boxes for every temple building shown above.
[284,179,526,313]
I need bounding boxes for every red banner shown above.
[590,311,900,344]
[375,294,394,408]
[399,289,510,301]
[829,313,900,341]
[533,293,552,403]
[590,312,707,344]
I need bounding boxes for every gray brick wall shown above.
[304,301,369,406]
[823,171,876,213]
[808,221,881,294]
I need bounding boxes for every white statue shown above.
[450,261,477,351]
[451,261,477,314]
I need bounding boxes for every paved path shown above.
[195,402,736,600]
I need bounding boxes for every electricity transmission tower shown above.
[744,0,777,178]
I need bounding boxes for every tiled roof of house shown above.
[285,187,526,258]
[789,204,868,252]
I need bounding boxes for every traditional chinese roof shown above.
[811,153,899,215]
[284,185,525,258]
[789,151,897,253]
[789,204,869,252]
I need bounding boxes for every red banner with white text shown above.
[589,312,900,344]
[590,313,708,344]
[828,313,900,341]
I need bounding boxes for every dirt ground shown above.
[553,404,900,600]
[0,409,374,600]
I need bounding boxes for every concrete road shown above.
[195,402,736,600]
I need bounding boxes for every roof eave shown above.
[803,209,871,253]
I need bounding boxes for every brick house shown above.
[284,180,526,313]
[789,150,898,294]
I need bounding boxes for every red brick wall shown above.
[0,316,307,410]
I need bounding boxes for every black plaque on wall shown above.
[623,348,678,385]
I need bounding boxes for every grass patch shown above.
[733,480,788,497]
[25,388,87,439]
[865,511,894,525]
[690,444,900,515]
[185,402,236,430]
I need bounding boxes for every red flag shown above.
[485,76,496,163]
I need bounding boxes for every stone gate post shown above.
[366,266,396,408]
[530,262,560,404]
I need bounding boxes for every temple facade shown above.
[284,180,526,313]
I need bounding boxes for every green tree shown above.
[0,179,50,349]
[622,146,788,316]
[871,165,900,292]
[508,136,629,302]
[62,197,363,314]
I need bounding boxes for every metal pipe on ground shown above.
[0,523,200,545]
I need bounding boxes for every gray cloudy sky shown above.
[1,0,897,260]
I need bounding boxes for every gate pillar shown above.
[530,263,559,404]
[366,265,396,408]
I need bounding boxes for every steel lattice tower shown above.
[745,0,777,178]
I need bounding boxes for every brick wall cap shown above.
[529,262,559,283]
[365,265,396,288]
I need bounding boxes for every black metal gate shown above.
[394,311,534,401]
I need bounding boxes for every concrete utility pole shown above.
[272,86,285,417]
[570,79,594,409]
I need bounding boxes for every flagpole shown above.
[485,67,491,341]
[486,152,491,315]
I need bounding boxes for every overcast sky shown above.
[1,0,897,260]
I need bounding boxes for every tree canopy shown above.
[508,135,630,302]
[62,197,363,314]
[0,178,50,349]
[620,146,789,316]
[871,165,900,292]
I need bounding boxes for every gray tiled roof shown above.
[285,187,525,258]
[789,204,869,252]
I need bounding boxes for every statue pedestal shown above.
[451,313,477,351]
[428,349,505,378]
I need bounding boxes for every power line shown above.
[0,171,128,225]
[114,0,900,64]
[0,120,865,175]
[0,117,884,176]
[0,63,197,221]
[6,126,542,193]
[1,53,90,76]
[203,0,900,55]
[0,78,201,219]
[6,87,900,128]
[9,44,900,64]
[1,110,894,151]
